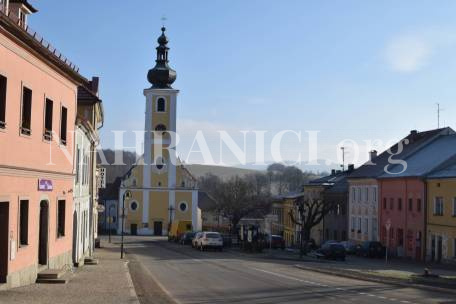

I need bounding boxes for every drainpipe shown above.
[424,179,428,263]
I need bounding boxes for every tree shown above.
[288,191,337,256]
[198,174,272,233]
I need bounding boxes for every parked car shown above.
[339,240,357,254]
[180,232,195,245]
[356,241,386,258]
[221,234,233,247]
[321,240,338,247]
[192,232,203,248]
[196,232,224,251]
[316,243,346,261]
[268,235,285,249]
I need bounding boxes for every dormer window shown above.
[156,97,166,112]
[18,9,26,27]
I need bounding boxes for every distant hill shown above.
[185,164,259,180]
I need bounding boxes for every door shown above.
[38,201,49,265]
[0,202,9,283]
[437,236,443,263]
[431,235,436,261]
[72,210,78,264]
[130,224,137,236]
[154,221,162,236]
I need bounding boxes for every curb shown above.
[124,261,141,304]
[294,264,456,295]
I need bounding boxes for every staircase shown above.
[36,269,68,284]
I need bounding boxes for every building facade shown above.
[426,168,456,263]
[119,27,200,236]
[0,0,90,288]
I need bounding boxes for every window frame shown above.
[57,200,66,238]
[43,97,53,141]
[0,73,7,129]
[60,105,68,145]
[19,199,29,246]
[434,197,444,216]
[20,85,32,136]
[156,97,166,112]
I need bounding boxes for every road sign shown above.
[98,167,106,189]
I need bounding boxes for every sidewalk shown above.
[0,241,140,304]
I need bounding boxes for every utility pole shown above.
[340,146,346,172]
[437,103,440,128]
[121,190,131,259]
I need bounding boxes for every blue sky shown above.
[32,1,456,167]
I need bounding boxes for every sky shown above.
[31,1,456,169]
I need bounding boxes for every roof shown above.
[198,191,217,211]
[308,170,352,193]
[427,159,456,179]
[380,134,456,178]
[77,85,101,103]
[349,128,454,179]
[10,0,38,13]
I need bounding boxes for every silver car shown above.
[196,232,223,251]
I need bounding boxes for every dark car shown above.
[269,235,285,249]
[356,241,386,258]
[316,243,346,261]
[180,232,195,245]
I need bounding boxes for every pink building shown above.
[379,131,456,261]
[0,1,92,288]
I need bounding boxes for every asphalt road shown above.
[122,236,456,304]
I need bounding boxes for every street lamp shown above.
[108,204,116,243]
[168,205,175,240]
[121,190,131,259]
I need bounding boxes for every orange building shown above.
[0,1,96,288]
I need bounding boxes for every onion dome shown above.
[147,27,177,88]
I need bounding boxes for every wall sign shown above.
[38,179,53,191]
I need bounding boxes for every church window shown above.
[155,124,167,131]
[130,202,138,211]
[157,97,166,112]
[179,201,188,212]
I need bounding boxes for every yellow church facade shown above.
[118,27,201,236]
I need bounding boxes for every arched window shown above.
[130,201,138,211]
[155,124,167,131]
[157,98,166,112]
[155,156,166,170]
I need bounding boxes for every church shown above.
[118,27,201,236]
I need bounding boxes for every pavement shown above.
[118,235,456,304]
[0,241,141,304]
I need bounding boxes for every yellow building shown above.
[426,163,456,263]
[119,27,200,236]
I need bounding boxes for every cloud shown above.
[385,35,431,72]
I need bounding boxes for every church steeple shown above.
[147,27,177,89]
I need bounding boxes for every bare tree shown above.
[288,192,337,256]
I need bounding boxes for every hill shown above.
[185,164,259,180]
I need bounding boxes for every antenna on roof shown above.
[436,103,444,128]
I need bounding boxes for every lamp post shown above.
[121,190,131,259]
[108,204,116,243]
[168,205,175,240]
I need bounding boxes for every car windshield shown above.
[206,233,221,239]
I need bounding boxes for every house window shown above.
[351,188,355,203]
[357,187,361,202]
[373,187,377,202]
[0,74,6,128]
[156,97,165,112]
[19,200,29,246]
[43,98,53,141]
[363,218,369,235]
[398,198,402,211]
[57,200,66,237]
[351,217,356,231]
[408,199,413,211]
[434,197,444,216]
[21,87,32,135]
[365,188,369,202]
[383,198,387,209]
[390,198,394,210]
[453,198,456,216]
[60,106,67,145]
[417,198,422,212]
[75,147,80,183]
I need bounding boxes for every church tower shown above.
[142,26,178,234]
[119,27,200,236]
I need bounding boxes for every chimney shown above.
[369,150,377,161]
[348,164,354,172]
[331,169,336,176]
[410,130,418,136]
[90,76,99,96]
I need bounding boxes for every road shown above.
[121,236,456,304]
